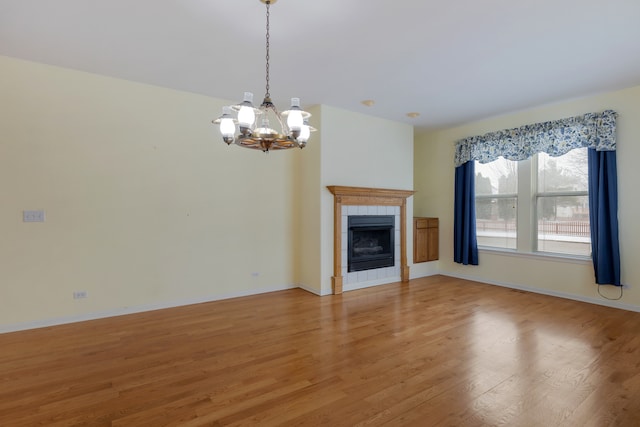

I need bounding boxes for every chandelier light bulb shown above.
[219,106,236,139]
[237,92,256,128]
[286,98,304,132]
[256,118,274,134]
[298,119,311,143]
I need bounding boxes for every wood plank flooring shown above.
[1,275,640,426]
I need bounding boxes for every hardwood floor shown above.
[1,275,640,426]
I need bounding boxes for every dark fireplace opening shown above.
[348,215,395,272]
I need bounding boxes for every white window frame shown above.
[475,152,590,260]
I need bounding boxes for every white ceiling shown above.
[2,0,640,130]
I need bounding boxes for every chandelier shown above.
[213,0,314,152]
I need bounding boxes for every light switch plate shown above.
[23,210,45,222]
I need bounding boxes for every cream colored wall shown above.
[412,132,446,278]
[0,56,298,330]
[317,105,414,295]
[293,105,323,294]
[414,85,640,310]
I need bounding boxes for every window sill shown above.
[478,247,591,265]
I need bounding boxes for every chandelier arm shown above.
[268,104,287,138]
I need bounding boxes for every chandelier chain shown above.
[265,2,271,99]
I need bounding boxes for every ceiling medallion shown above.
[212,0,314,152]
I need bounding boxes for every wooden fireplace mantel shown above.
[327,186,415,294]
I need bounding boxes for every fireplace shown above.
[348,215,395,272]
[327,186,414,294]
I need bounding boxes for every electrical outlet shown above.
[73,291,88,299]
[251,272,260,277]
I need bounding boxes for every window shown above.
[475,157,517,249]
[536,148,590,256]
[475,148,590,257]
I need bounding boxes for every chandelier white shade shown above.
[212,0,314,152]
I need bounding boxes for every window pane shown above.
[476,197,517,249]
[538,148,588,193]
[476,157,517,195]
[537,195,590,256]
[476,158,517,249]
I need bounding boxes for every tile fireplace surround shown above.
[327,186,414,295]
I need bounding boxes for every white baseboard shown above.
[0,283,298,334]
[410,267,439,280]
[5,273,636,334]
[296,283,325,296]
[443,272,640,313]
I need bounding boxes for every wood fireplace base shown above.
[327,186,414,295]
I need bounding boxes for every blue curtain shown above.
[588,149,621,286]
[454,161,478,265]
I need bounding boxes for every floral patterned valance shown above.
[454,110,617,167]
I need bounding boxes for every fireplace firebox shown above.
[348,215,395,272]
